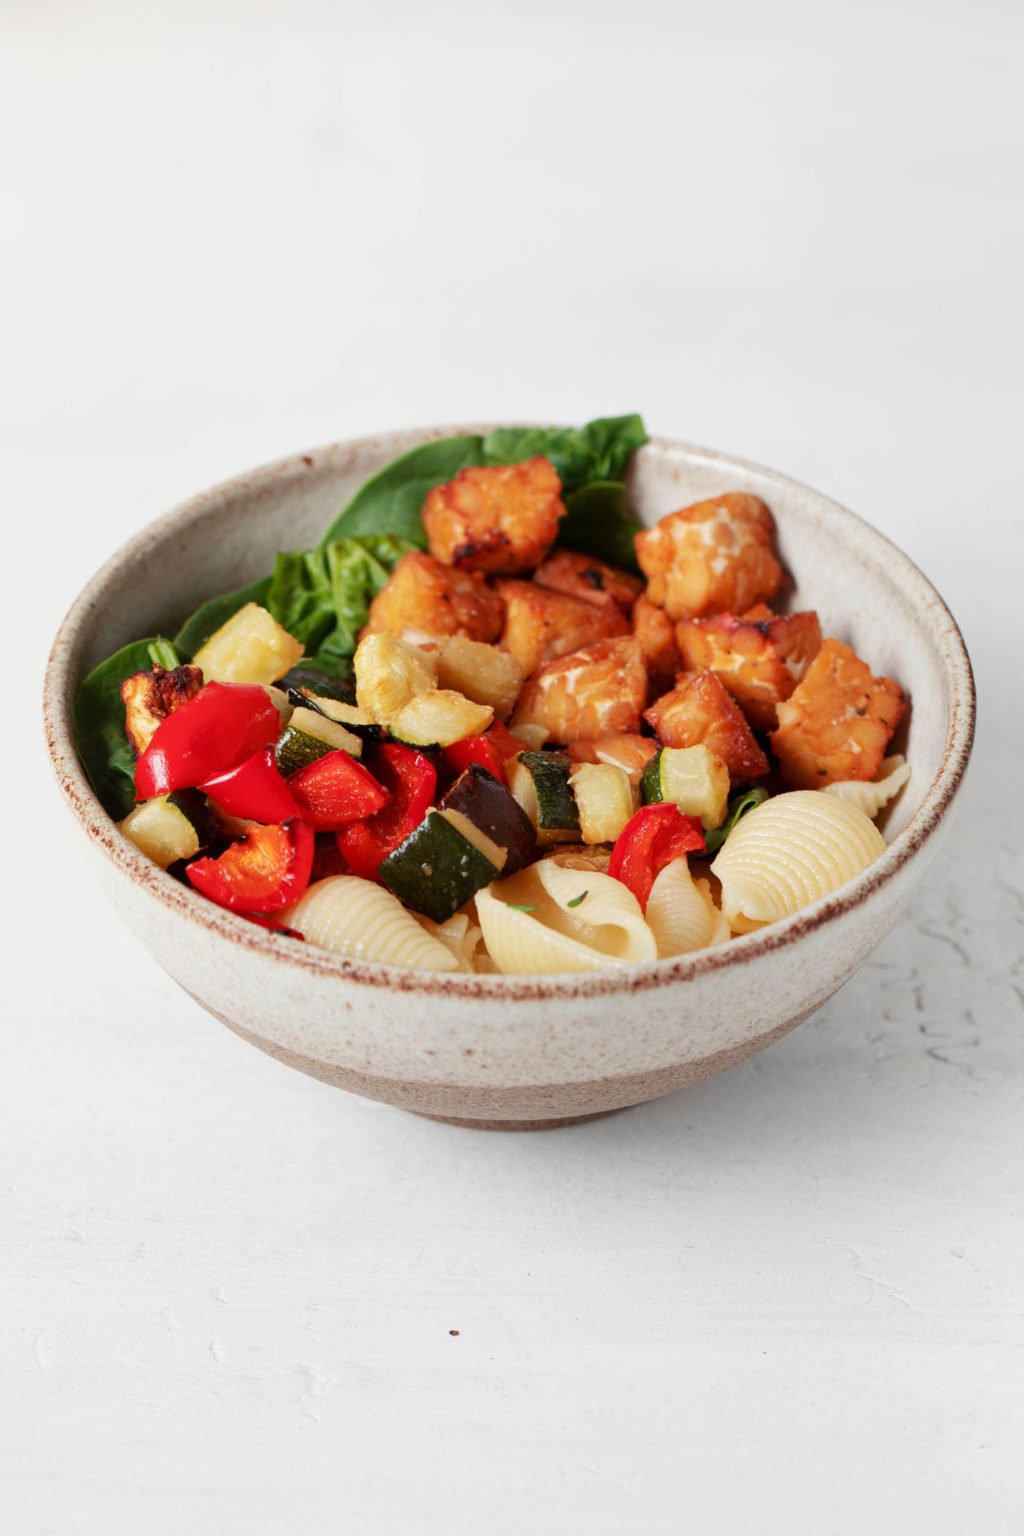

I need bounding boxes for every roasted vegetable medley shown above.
[75,416,909,972]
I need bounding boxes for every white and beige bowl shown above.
[44,429,975,1128]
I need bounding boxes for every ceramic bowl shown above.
[44,428,975,1128]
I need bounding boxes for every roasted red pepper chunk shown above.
[200,745,300,825]
[135,681,280,800]
[608,803,706,911]
[186,819,314,913]
[286,749,390,831]
[442,733,507,786]
[336,744,437,880]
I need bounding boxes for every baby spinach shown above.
[74,637,182,820]
[173,575,272,657]
[703,787,770,855]
[321,436,486,547]
[557,481,643,574]
[482,413,647,494]
[267,535,414,667]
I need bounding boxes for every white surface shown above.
[3,1,1022,1531]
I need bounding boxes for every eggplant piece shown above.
[440,763,537,876]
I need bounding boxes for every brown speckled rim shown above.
[43,427,976,1000]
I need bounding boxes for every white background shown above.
[3,1,1023,1531]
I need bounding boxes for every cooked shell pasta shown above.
[284,877,459,970]
[822,755,910,819]
[646,858,730,957]
[711,791,886,933]
[415,912,484,973]
[477,861,657,974]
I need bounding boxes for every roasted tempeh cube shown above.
[632,593,681,693]
[565,733,659,787]
[771,638,907,787]
[512,637,648,743]
[362,550,503,645]
[644,669,769,783]
[423,456,565,575]
[121,664,204,756]
[634,493,783,621]
[495,579,630,678]
[676,608,822,730]
[533,548,643,612]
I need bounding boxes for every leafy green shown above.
[558,481,643,573]
[320,436,486,546]
[266,535,414,668]
[173,575,273,657]
[74,637,182,819]
[482,413,647,494]
[703,787,770,855]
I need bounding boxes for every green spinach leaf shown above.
[173,575,273,657]
[557,481,643,573]
[74,637,182,820]
[267,535,414,663]
[703,787,770,855]
[320,436,486,547]
[482,413,647,494]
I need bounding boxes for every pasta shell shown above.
[646,859,730,957]
[415,912,484,972]
[476,863,656,974]
[822,755,910,819]
[284,877,458,970]
[711,791,886,933]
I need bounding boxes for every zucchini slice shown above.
[294,692,382,743]
[440,764,537,876]
[379,808,506,923]
[275,706,363,776]
[568,762,635,844]
[640,744,730,829]
[118,793,207,869]
[508,751,581,847]
[192,602,304,687]
[388,689,494,749]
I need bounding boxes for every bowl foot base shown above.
[412,1109,622,1132]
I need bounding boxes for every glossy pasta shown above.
[710,791,886,933]
[645,858,730,958]
[284,877,459,970]
[476,862,657,974]
[822,756,910,819]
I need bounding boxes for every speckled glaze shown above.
[43,429,975,1127]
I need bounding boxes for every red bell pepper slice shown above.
[135,681,280,800]
[608,804,706,911]
[335,744,437,880]
[200,745,300,824]
[186,819,314,913]
[442,734,507,786]
[287,749,389,831]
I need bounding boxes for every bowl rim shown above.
[43,425,976,1000]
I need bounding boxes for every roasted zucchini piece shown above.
[353,632,438,724]
[388,689,494,749]
[378,808,506,923]
[568,762,635,844]
[118,791,209,869]
[640,744,730,829]
[192,602,304,686]
[275,706,363,776]
[508,751,581,846]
